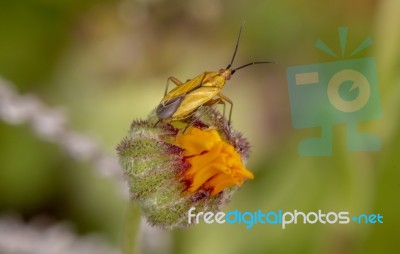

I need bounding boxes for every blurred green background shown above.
[0,0,399,253]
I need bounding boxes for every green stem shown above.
[123,200,141,254]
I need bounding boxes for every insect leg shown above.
[164,77,183,96]
[183,99,223,133]
[204,98,226,118]
[217,92,233,125]
[153,119,161,127]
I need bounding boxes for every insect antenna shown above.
[226,23,274,73]
[231,61,274,74]
[226,23,245,69]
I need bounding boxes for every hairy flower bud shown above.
[117,107,252,229]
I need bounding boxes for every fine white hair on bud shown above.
[117,107,252,229]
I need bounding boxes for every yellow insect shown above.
[156,25,272,125]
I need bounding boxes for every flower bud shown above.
[117,107,253,229]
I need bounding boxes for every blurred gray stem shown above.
[0,77,127,195]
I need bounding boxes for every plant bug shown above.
[156,24,272,126]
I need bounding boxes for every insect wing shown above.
[161,73,206,102]
[156,95,185,119]
[172,86,220,119]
